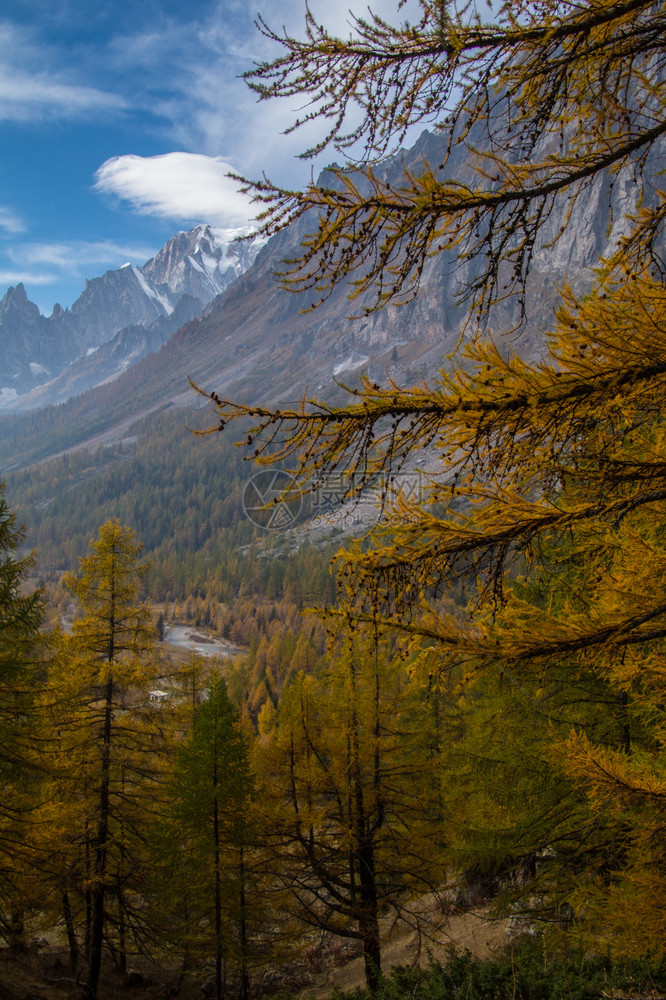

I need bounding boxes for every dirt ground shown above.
[0,906,510,1000]
[303,903,510,997]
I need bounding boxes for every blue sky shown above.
[0,0,415,314]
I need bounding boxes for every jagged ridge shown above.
[0,225,263,408]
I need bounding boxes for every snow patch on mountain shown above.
[132,266,174,316]
[0,224,263,410]
[333,353,370,376]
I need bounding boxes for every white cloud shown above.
[0,69,123,121]
[0,269,58,286]
[8,240,157,272]
[0,21,124,122]
[0,206,25,234]
[94,153,256,228]
[0,237,163,314]
[134,0,428,184]
[0,237,163,313]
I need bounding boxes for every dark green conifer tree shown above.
[0,483,43,945]
[164,677,257,1000]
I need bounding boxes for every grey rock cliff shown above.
[0,225,261,409]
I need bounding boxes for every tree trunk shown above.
[361,924,382,995]
[349,659,381,994]
[87,676,113,999]
[239,845,249,1000]
[176,937,191,994]
[358,839,381,993]
[213,754,223,1000]
[61,890,79,972]
[118,886,127,975]
[9,901,25,951]
[84,819,92,961]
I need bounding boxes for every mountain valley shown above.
[3,1,666,993]
[0,129,644,478]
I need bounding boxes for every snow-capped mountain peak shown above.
[140,223,262,301]
[0,224,264,409]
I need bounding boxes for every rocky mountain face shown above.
[15,295,205,410]
[0,225,262,408]
[0,285,69,407]
[141,225,258,300]
[0,127,658,472]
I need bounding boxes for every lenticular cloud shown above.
[94,152,254,228]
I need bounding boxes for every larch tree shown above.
[231,0,666,316]
[52,519,166,998]
[200,0,666,953]
[223,274,666,949]
[206,0,666,638]
[256,631,446,992]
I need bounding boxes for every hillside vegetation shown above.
[3,0,666,997]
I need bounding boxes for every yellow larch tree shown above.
[199,0,666,954]
[255,630,446,991]
[39,520,171,997]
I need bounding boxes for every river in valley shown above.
[162,623,243,659]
